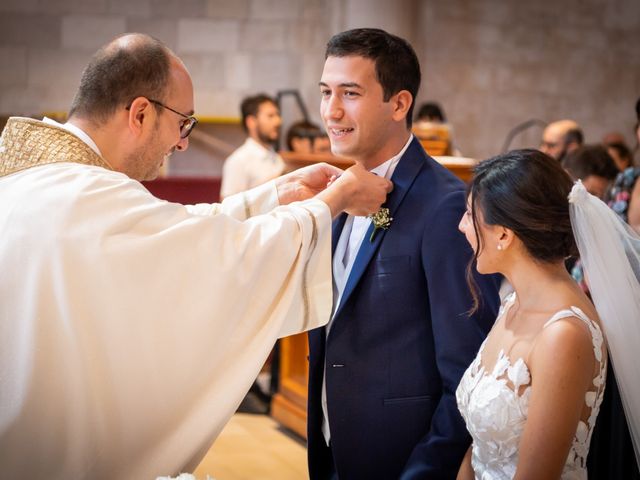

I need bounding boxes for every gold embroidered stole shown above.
[0,117,112,178]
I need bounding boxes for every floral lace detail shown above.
[456,293,607,479]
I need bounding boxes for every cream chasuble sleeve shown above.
[0,164,332,480]
[184,180,279,219]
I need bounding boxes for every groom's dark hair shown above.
[325,28,421,128]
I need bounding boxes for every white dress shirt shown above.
[321,135,413,444]
[220,137,285,198]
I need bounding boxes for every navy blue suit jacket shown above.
[307,138,500,479]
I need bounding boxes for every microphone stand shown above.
[501,119,547,153]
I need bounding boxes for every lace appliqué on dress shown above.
[456,293,607,480]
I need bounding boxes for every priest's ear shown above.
[126,97,155,136]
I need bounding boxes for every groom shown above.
[307,28,501,479]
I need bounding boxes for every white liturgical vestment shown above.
[0,117,332,479]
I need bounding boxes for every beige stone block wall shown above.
[415,0,640,159]
[0,0,638,164]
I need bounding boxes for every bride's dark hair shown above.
[466,149,578,311]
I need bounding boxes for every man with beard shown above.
[0,33,393,479]
[539,119,584,162]
[220,93,285,198]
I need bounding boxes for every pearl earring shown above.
[497,244,503,251]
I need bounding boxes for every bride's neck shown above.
[502,257,573,310]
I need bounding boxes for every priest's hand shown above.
[275,163,345,205]
[316,163,393,218]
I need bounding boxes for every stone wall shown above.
[414,0,640,159]
[0,0,333,122]
[1,0,639,162]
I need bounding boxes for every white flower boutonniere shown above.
[368,207,392,242]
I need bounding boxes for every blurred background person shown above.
[286,119,331,154]
[562,145,619,199]
[413,101,462,156]
[540,119,583,162]
[416,101,446,123]
[607,97,640,234]
[602,132,635,171]
[220,93,285,413]
[220,93,284,199]
[562,145,618,294]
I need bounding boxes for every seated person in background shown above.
[562,145,619,199]
[286,120,331,154]
[539,119,583,162]
[562,145,618,294]
[416,101,446,123]
[609,165,640,233]
[602,132,634,171]
[412,101,462,156]
[608,98,640,234]
[220,93,284,198]
[606,141,634,171]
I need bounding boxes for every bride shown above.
[455,149,640,479]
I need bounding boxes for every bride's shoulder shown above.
[528,302,602,373]
[541,282,600,329]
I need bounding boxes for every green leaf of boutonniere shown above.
[368,207,393,242]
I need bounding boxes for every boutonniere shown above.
[368,207,392,242]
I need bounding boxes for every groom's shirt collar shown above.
[368,134,413,180]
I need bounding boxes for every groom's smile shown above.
[319,55,406,170]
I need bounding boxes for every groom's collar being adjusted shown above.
[366,134,414,181]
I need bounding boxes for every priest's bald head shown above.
[68,33,197,181]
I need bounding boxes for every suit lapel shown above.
[332,137,425,319]
[309,211,348,344]
[332,212,348,254]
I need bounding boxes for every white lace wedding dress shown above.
[456,292,607,479]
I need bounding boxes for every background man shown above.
[286,119,331,154]
[0,33,392,479]
[307,28,500,480]
[562,145,619,199]
[220,93,284,198]
[540,119,584,162]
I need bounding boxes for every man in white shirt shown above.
[0,33,392,480]
[220,93,285,198]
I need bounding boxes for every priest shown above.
[0,33,391,479]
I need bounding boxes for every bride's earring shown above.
[497,244,503,251]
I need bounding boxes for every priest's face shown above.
[320,55,402,169]
[133,59,194,181]
[128,126,165,181]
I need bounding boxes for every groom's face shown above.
[319,55,398,170]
